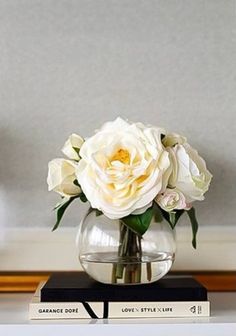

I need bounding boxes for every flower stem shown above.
[111,222,144,284]
[146,262,152,281]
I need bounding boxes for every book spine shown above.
[29,301,210,319]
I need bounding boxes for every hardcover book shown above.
[29,278,210,319]
[41,272,208,303]
[29,294,210,319]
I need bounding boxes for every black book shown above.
[41,272,207,302]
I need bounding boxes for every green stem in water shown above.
[115,223,127,279]
[112,222,144,284]
[146,262,152,282]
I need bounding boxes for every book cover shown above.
[29,292,210,319]
[41,272,208,303]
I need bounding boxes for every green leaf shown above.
[72,147,81,158]
[79,192,87,203]
[72,180,87,203]
[169,212,176,227]
[159,207,184,229]
[122,207,154,236]
[53,196,70,210]
[153,203,163,223]
[187,207,199,249]
[173,209,185,227]
[161,134,165,141]
[159,207,173,227]
[95,209,103,217]
[73,179,80,187]
[52,197,77,231]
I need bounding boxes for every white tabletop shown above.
[0,292,236,336]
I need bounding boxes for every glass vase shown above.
[77,209,176,285]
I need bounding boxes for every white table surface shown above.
[0,292,236,336]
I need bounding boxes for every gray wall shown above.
[0,0,235,229]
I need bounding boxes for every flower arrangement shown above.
[47,117,212,282]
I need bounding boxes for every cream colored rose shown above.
[62,134,84,160]
[162,133,186,147]
[47,159,81,197]
[155,188,187,212]
[76,117,170,219]
[166,142,212,203]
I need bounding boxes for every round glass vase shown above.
[77,209,176,285]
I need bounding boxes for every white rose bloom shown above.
[162,133,187,147]
[47,159,81,197]
[76,117,170,219]
[62,134,84,160]
[167,143,212,203]
[155,188,187,212]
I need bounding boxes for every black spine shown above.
[103,302,109,318]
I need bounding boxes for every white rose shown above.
[47,159,81,197]
[155,188,187,212]
[76,117,170,219]
[167,143,212,202]
[62,134,84,160]
[162,133,187,147]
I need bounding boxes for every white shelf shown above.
[0,292,236,335]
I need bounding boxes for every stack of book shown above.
[29,272,210,319]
